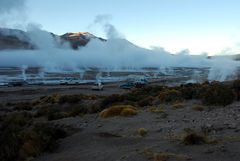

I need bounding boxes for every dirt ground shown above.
[33,101,240,161]
[0,83,126,103]
[1,84,240,161]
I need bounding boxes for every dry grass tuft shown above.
[172,103,185,110]
[192,105,205,111]
[153,153,170,161]
[143,148,191,161]
[148,106,165,113]
[137,128,148,137]
[100,105,137,118]
[32,94,84,106]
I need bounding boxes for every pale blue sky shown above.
[26,0,240,55]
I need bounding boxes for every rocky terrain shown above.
[35,102,240,161]
[0,81,240,161]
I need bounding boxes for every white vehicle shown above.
[91,82,103,90]
[60,77,81,85]
[0,82,8,86]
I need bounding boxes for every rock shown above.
[204,148,215,154]
[234,129,240,132]
[218,145,227,152]
[156,129,163,132]
[182,119,191,123]
[228,123,237,129]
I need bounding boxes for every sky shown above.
[3,0,240,55]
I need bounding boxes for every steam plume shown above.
[0,14,239,82]
[0,0,27,29]
[0,0,26,14]
[92,14,124,39]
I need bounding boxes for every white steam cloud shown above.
[0,0,27,29]
[0,14,239,81]
[91,14,124,39]
[0,0,26,14]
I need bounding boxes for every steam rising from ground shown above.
[0,36,239,81]
[0,13,239,81]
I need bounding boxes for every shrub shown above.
[35,105,69,121]
[143,149,191,161]
[97,132,121,138]
[138,96,154,107]
[35,105,50,117]
[85,101,104,114]
[201,82,235,106]
[43,94,61,104]
[148,107,165,113]
[68,105,87,117]
[137,128,148,137]
[100,94,123,108]
[19,140,41,159]
[47,110,69,121]
[0,113,70,161]
[58,94,82,104]
[100,105,137,118]
[182,132,207,145]
[5,102,15,106]
[0,123,22,161]
[120,108,138,116]
[13,102,33,111]
[172,103,184,110]
[122,92,143,102]
[30,123,67,151]
[19,123,68,160]
[159,89,182,102]
[4,112,33,127]
[121,87,158,103]
[33,94,83,106]
[153,153,170,161]
[180,83,202,100]
[32,94,84,106]
[192,105,205,111]
[147,86,165,97]
[232,80,240,100]
[132,86,164,98]
[0,113,32,161]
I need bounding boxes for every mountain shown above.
[0,28,105,50]
[0,28,34,50]
[60,32,106,49]
[207,54,240,61]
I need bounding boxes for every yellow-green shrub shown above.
[100,105,137,118]
[148,107,165,113]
